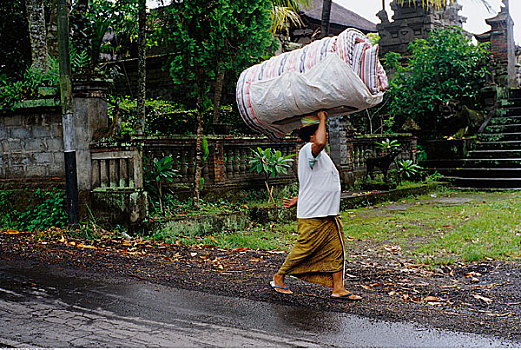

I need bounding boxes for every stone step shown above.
[496,106,521,117]
[472,140,521,150]
[463,158,521,167]
[488,115,521,126]
[443,176,521,188]
[451,187,521,191]
[478,132,521,142]
[468,149,521,158]
[434,167,521,178]
[485,124,521,133]
[423,158,521,168]
[508,88,521,99]
[500,98,521,107]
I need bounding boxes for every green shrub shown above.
[17,189,68,232]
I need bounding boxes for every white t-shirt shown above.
[296,142,341,219]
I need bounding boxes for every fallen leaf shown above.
[210,236,218,244]
[250,258,260,262]
[6,229,19,235]
[235,247,251,252]
[384,245,401,253]
[77,243,97,249]
[202,244,217,249]
[464,271,482,278]
[488,312,513,318]
[190,252,198,257]
[424,296,439,302]
[473,294,492,304]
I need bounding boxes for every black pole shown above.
[58,0,79,225]
[320,0,332,38]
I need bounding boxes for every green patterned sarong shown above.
[278,216,345,287]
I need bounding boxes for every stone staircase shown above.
[422,88,521,190]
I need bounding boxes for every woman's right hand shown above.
[282,196,298,208]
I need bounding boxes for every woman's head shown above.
[297,124,319,142]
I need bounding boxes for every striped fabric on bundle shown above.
[236,28,389,140]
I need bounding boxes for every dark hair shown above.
[297,124,319,142]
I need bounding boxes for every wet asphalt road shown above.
[1,263,520,348]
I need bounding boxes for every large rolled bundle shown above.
[236,28,389,140]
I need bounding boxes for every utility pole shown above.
[57,0,79,225]
[137,0,146,134]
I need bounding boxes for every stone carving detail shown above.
[377,2,465,56]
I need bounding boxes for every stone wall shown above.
[0,88,109,190]
[0,106,64,183]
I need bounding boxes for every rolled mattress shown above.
[236,28,389,140]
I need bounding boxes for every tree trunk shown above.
[320,0,332,38]
[212,63,225,125]
[193,99,204,210]
[25,0,48,71]
[137,0,147,134]
[46,0,59,57]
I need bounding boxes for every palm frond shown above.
[271,5,304,33]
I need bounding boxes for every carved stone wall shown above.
[377,2,466,56]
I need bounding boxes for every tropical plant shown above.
[396,159,423,183]
[270,0,311,34]
[376,138,401,151]
[144,155,180,213]
[249,147,295,203]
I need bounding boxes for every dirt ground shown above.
[2,224,521,343]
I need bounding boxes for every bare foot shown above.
[271,274,292,294]
[331,291,362,301]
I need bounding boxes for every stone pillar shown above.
[485,0,516,87]
[328,115,355,187]
[211,139,226,185]
[73,80,110,190]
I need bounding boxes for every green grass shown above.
[341,190,521,266]
[149,189,521,267]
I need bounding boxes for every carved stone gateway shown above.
[475,0,518,87]
[377,1,466,57]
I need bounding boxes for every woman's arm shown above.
[311,110,328,158]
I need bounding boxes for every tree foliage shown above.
[163,0,275,100]
[160,0,275,208]
[0,0,31,79]
[386,26,490,138]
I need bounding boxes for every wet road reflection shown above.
[1,263,519,347]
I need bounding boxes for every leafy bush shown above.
[17,189,68,232]
[108,96,252,136]
[144,154,180,212]
[0,49,89,110]
[249,147,295,203]
[386,26,489,138]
